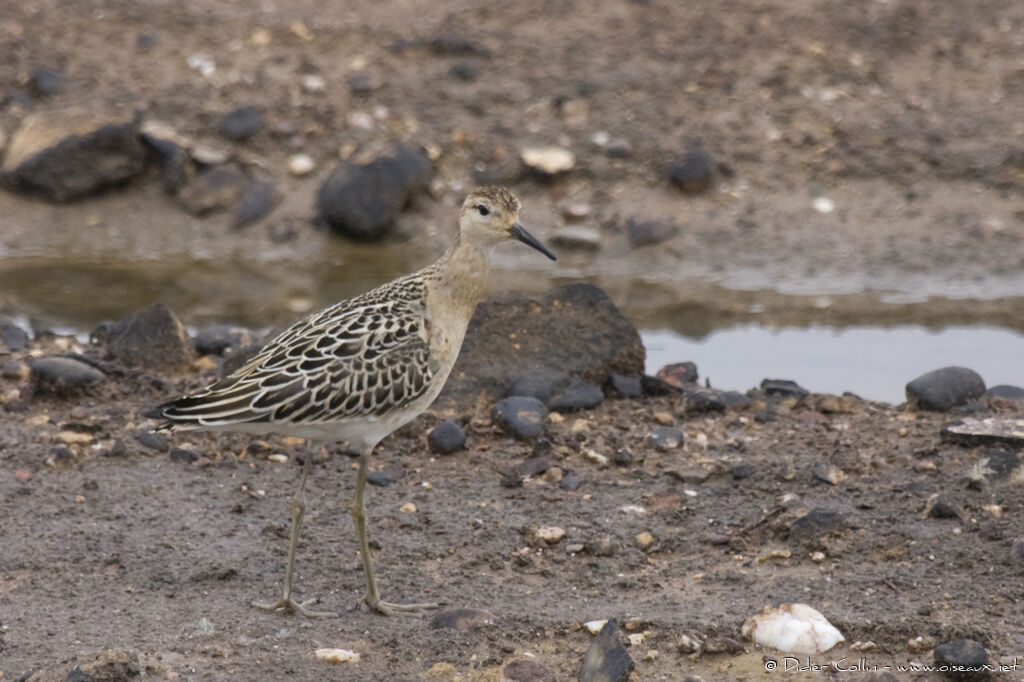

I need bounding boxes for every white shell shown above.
[741,603,844,654]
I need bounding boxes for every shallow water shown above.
[643,325,1024,405]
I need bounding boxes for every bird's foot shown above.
[253,596,338,618]
[365,595,440,616]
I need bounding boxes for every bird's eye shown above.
[476,204,489,216]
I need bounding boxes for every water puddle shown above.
[643,325,1024,405]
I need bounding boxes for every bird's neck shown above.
[431,233,492,309]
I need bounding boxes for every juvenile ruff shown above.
[149,187,556,616]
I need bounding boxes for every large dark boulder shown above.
[906,366,985,411]
[1,106,147,201]
[316,146,430,241]
[436,283,644,413]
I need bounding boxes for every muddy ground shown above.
[2,0,1024,680]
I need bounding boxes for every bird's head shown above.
[457,186,556,260]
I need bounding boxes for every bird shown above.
[148,186,556,616]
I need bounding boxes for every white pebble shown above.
[314,648,360,664]
[521,146,576,174]
[741,603,844,654]
[186,53,216,77]
[268,454,288,463]
[812,196,835,214]
[619,504,647,515]
[288,153,316,176]
[584,619,608,635]
[535,526,566,544]
[584,449,608,466]
[301,74,326,93]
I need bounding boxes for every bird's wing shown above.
[151,284,436,430]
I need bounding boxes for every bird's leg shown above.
[351,449,439,616]
[253,449,336,617]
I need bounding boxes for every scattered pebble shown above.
[924,493,961,519]
[761,378,809,399]
[428,419,466,454]
[584,449,609,466]
[190,141,231,165]
[609,373,643,398]
[580,618,634,682]
[57,430,93,445]
[906,366,986,411]
[669,146,714,194]
[1,319,30,351]
[986,384,1024,401]
[187,52,216,77]
[652,412,674,426]
[605,139,632,158]
[741,603,844,654]
[810,551,826,563]
[219,106,263,141]
[932,639,988,673]
[234,180,278,227]
[31,68,65,97]
[287,153,316,176]
[1011,536,1024,563]
[536,526,566,544]
[655,362,698,389]
[521,146,575,175]
[507,370,569,403]
[194,325,256,356]
[587,536,616,556]
[943,419,1024,449]
[550,226,602,251]
[177,167,248,216]
[560,474,583,491]
[585,619,609,635]
[399,502,417,513]
[647,427,684,451]
[503,659,552,682]
[812,196,835,214]
[301,74,326,93]
[267,454,288,464]
[548,378,603,410]
[493,397,548,439]
[430,608,495,631]
[314,648,360,664]
[627,219,679,247]
[635,532,654,549]
[560,201,591,221]
[136,430,170,453]
[812,463,846,485]
[30,357,105,393]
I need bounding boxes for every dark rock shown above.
[430,608,495,631]
[680,387,727,413]
[348,72,380,94]
[667,467,709,484]
[177,167,248,216]
[927,494,960,519]
[429,33,493,57]
[317,146,431,241]
[66,650,141,681]
[141,133,191,194]
[194,325,256,356]
[608,373,642,398]
[1,106,147,201]
[605,139,632,158]
[753,410,777,423]
[586,536,615,556]
[507,370,570,403]
[964,449,1022,487]
[906,366,986,411]
[721,391,753,408]
[943,418,1024,449]
[428,419,466,454]
[550,226,602,251]
[169,448,199,463]
[103,303,195,370]
[549,379,603,411]
[515,457,550,478]
[647,427,684,451]
[448,62,479,81]
[932,639,988,678]
[987,384,1024,401]
[812,462,846,485]
[503,659,552,682]
[560,474,583,491]
[31,68,65,97]
[640,374,678,396]
[367,465,404,487]
[612,449,633,466]
[2,359,28,379]
[732,462,755,480]
[789,506,849,544]
[219,106,262,141]
[579,618,634,682]
[234,180,278,227]
[438,284,645,412]
[1,318,30,351]
[627,219,678,247]
[136,31,158,50]
[669,146,714,194]
[761,378,809,399]
[136,430,170,453]
[30,357,106,393]
[1011,536,1024,563]
[656,362,698,389]
[493,397,547,439]
[102,439,129,458]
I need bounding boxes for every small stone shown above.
[932,639,988,676]
[177,167,248,216]
[30,357,105,393]
[427,420,466,454]
[669,146,714,194]
[627,219,679,247]
[31,68,65,97]
[761,378,810,399]
[612,449,633,466]
[560,474,583,491]
[580,619,634,682]
[103,303,195,370]
[234,180,278,227]
[587,536,615,556]
[57,431,93,445]
[367,465,404,487]
[194,325,256,356]
[812,463,846,485]
[317,146,431,241]
[521,146,575,175]
[584,449,609,466]
[680,388,728,414]
[2,359,29,380]
[627,633,644,646]
[399,502,417,513]
[906,366,986,411]
[136,430,170,453]
[1,319,30,351]
[565,543,584,554]
[314,648,360,664]
[605,139,632,158]
[810,551,826,563]
[536,526,566,544]
[301,74,326,93]
[137,31,159,50]
[655,362,698,389]
[169,448,199,463]
[348,71,381,94]
[507,370,569,402]
[287,153,316,176]
[503,660,552,682]
[447,62,479,81]
[635,532,654,548]
[550,226,602,251]
[789,506,849,544]
[493,396,548,439]
[249,27,272,46]
[925,493,961,519]
[652,412,674,426]
[585,619,609,635]
[987,384,1024,401]
[219,106,263,141]
[1011,536,1024,563]
[561,201,592,221]
[430,608,495,631]
[647,427,684,451]
[812,196,835,214]
[190,141,231,165]
[943,419,1024,449]
[609,373,643,398]
[548,378,603,411]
